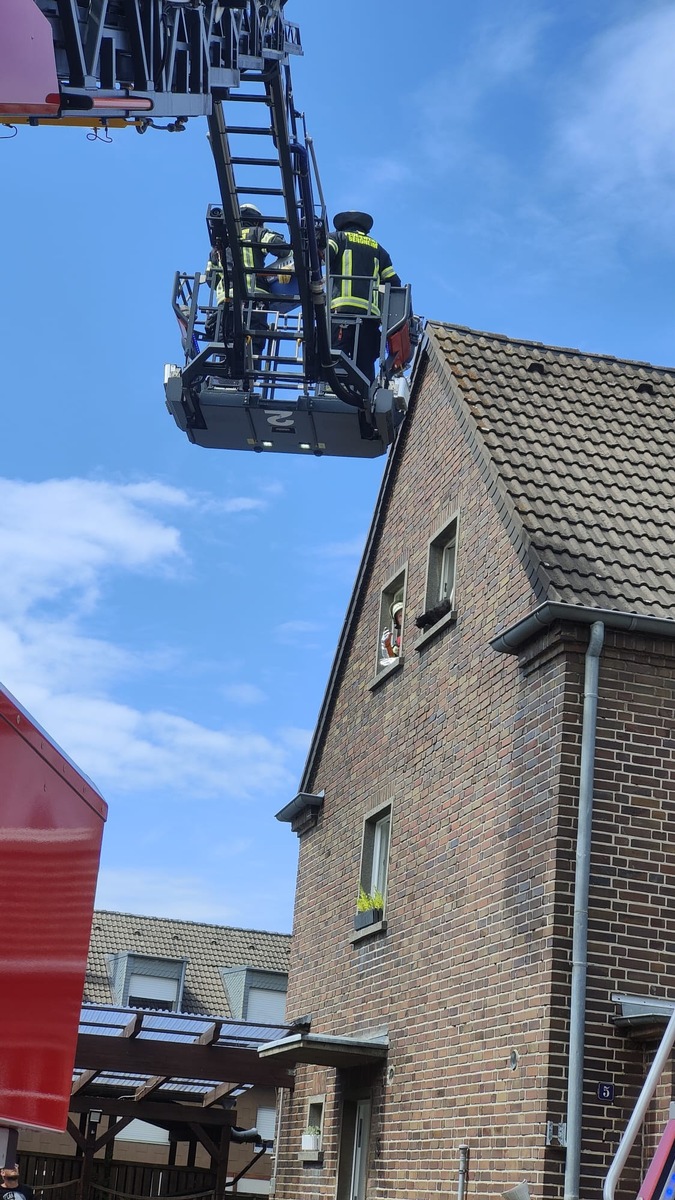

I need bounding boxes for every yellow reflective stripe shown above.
[242,226,256,293]
[331,296,375,312]
[381,265,396,280]
[343,248,353,304]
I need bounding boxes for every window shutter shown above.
[247,987,287,1023]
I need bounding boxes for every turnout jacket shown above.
[207,225,288,303]
[328,228,401,317]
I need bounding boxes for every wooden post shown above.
[78,1117,97,1200]
[213,1125,231,1200]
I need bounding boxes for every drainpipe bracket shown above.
[546,1120,567,1148]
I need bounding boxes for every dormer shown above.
[106,951,188,1011]
[221,967,288,1023]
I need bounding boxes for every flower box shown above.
[301,1132,322,1153]
[353,907,383,932]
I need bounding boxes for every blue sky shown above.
[2,0,675,931]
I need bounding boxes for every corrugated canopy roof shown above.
[73,1003,295,1100]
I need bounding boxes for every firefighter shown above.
[239,202,289,345]
[328,211,401,385]
[205,203,289,366]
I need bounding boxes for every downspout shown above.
[564,620,605,1200]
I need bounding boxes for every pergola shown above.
[60,1004,296,1200]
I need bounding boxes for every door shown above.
[348,1100,371,1200]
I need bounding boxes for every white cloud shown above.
[221,496,267,513]
[0,477,187,618]
[95,867,239,923]
[553,6,675,235]
[413,10,550,175]
[279,726,313,755]
[275,619,323,643]
[312,534,367,560]
[0,474,299,802]
[222,682,267,705]
[19,692,294,799]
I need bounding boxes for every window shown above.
[247,986,287,1024]
[220,967,288,1022]
[107,952,187,1011]
[376,569,406,673]
[416,515,459,634]
[127,973,179,1011]
[306,1099,324,1135]
[255,1105,277,1144]
[359,804,391,908]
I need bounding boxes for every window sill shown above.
[299,1152,324,1166]
[350,919,387,945]
[368,656,404,690]
[414,609,458,650]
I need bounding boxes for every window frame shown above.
[352,801,392,942]
[415,512,459,647]
[370,565,407,687]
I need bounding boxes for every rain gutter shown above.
[490,601,675,655]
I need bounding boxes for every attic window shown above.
[220,966,288,1022]
[375,569,406,676]
[636,382,655,395]
[106,952,187,1011]
[415,514,459,642]
[526,361,546,375]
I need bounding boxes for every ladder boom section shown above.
[1,0,301,123]
[165,49,421,459]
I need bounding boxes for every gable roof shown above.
[86,910,291,1016]
[429,322,675,616]
[296,321,675,792]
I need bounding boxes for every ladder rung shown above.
[235,186,285,195]
[227,126,275,136]
[230,156,281,166]
[228,93,270,103]
[258,358,304,365]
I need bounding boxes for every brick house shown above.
[268,324,675,1200]
[19,910,291,1196]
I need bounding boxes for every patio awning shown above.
[74,1004,296,1101]
[258,1030,388,1068]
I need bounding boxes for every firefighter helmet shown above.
[333,211,374,234]
[240,202,263,223]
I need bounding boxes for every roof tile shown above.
[428,323,675,617]
[85,910,291,1017]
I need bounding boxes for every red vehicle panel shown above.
[0,0,59,116]
[0,685,107,1132]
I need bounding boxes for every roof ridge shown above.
[93,909,291,938]
[427,320,675,375]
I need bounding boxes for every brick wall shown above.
[274,347,675,1200]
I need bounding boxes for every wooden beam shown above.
[202,1081,238,1108]
[133,1075,168,1102]
[69,1096,237,1125]
[71,1070,100,1096]
[197,1021,223,1046]
[123,1012,144,1037]
[93,1117,134,1152]
[74,1033,294,1088]
[187,1123,220,1162]
[66,1118,87,1152]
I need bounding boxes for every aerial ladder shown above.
[2,0,420,458]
